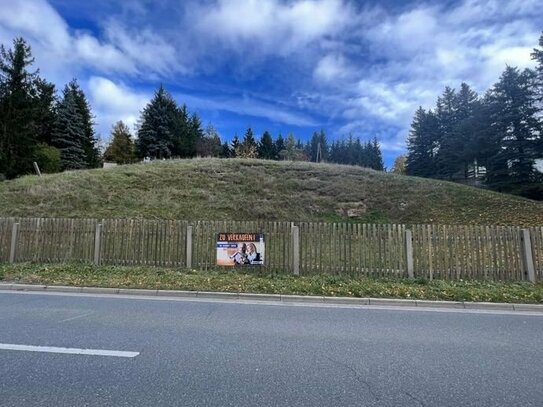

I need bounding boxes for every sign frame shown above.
[216,233,265,266]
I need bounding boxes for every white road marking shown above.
[0,343,139,358]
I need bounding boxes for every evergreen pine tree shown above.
[354,138,364,167]
[103,121,135,164]
[34,77,57,145]
[531,31,543,160]
[69,80,100,168]
[230,134,240,158]
[258,130,275,159]
[237,127,258,158]
[53,85,87,170]
[436,83,480,179]
[0,37,39,178]
[220,141,231,158]
[244,127,257,148]
[318,129,329,162]
[531,31,543,107]
[309,130,329,162]
[434,86,458,179]
[303,140,311,159]
[274,134,285,160]
[171,104,189,157]
[281,133,298,160]
[406,107,440,177]
[345,134,356,165]
[485,66,542,191]
[329,140,340,163]
[368,137,384,171]
[470,92,498,172]
[454,83,480,176]
[187,112,204,156]
[136,85,177,159]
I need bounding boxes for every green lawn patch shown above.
[1,262,541,304]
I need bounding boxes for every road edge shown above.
[1,283,541,312]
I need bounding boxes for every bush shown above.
[35,144,61,174]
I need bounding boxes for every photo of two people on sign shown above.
[230,242,262,265]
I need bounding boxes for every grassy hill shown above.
[0,158,542,226]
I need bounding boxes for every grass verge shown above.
[1,262,542,304]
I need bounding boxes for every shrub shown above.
[35,144,61,174]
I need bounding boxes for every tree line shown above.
[0,37,385,181]
[106,87,384,171]
[406,32,543,200]
[0,38,100,178]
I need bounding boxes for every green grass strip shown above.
[1,262,542,304]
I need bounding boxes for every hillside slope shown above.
[0,158,541,225]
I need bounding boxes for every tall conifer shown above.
[68,80,100,168]
[485,67,541,190]
[258,131,275,159]
[406,107,440,177]
[53,85,87,170]
[136,85,177,159]
[0,38,39,178]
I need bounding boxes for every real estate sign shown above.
[216,233,265,266]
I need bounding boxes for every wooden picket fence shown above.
[298,223,408,277]
[0,217,541,282]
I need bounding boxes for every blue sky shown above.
[0,0,541,167]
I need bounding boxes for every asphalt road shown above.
[0,291,541,407]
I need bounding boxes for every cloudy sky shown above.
[0,0,541,166]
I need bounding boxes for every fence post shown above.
[33,161,42,177]
[520,229,536,283]
[292,225,300,276]
[405,229,414,280]
[9,223,19,263]
[186,225,193,269]
[94,223,102,265]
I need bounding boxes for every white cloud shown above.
[311,0,541,151]
[367,7,439,57]
[73,33,136,74]
[314,53,350,82]
[104,21,179,76]
[0,0,70,50]
[346,81,422,123]
[176,92,319,127]
[192,0,354,55]
[1,0,541,157]
[0,0,179,81]
[447,0,542,23]
[87,76,150,137]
